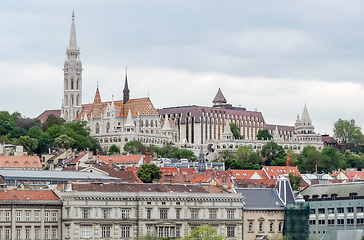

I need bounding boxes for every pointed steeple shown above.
[295,104,315,134]
[123,67,130,104]
[69,11,78,50]
[198,147,206,174]
[300,104,311,125]
[93,82,102,104]
[124,109,135,128]
[222,119,233,140]
[162,115,172,131]
[212,88,227,107]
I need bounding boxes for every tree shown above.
[172,148,197,162]
[260,141,286,166]
[109,144,120,155]
[134,233,160,240]
[182,224,225,240]
[288,173,302,191]
[257,129,272,140]
[333,119,364,151]
[45,114,65,130]
[286,147,298,166]
[320,147,344,172]
[18,136,38,155]
[230,123,244,139]
[54,134,75,149]
[236,146,255,163]
[137,164,162,183]
[123,140,147,154]
[297,146,325,173]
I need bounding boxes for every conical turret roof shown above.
[69,11,78,50]
[124,109,135,127]
[213,88,227,104]
[93,86,102,104]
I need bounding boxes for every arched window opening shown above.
[71,79,74,90]
[96,123,100,134]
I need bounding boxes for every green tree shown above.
[182,224,225,240]
[297,146,325,173]
[261,141,286,166]
[134,233,160,240]
[109,144,120,155]
[124,140,147,154]
[236,146,255,163]
[137,164,162,183]
[230,123,244,139]
[320,147,344,172]
[257,129,272,140]
[54,134,75,149]
[286,147,298,166]
[18,135,38,155]
[172,148,197,162]
[288,173,302,191]
[45,114,65,130]
[333,119,364,151]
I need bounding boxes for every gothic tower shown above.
[123,68,130,104]
[61,12,83,121]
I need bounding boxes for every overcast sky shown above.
[1,1,364,135]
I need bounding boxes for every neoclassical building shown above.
[58,182,243,240]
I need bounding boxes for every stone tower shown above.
[61,12,83,121]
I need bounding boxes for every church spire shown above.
[123,67,130,104]
[69,11,78,50]
[93,81,102,104]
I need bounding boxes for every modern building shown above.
[0,189,62,240]
[58,182,243,239]
[301,182,364,240]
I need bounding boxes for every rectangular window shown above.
[347,207,354,213]
[347,218,354,225]
[66,225,70,238]
[0,211,2,221]
[227,209,235,219]
[121,209,130,219]
[16,211,21,221]
[328,208,334,214]
[310,209,316,214]
[160,209,168,219]
[337,208,344,213]
[358,207,364,213]
[52,212,57,221]
[191,209,199,219]
[227,226,235,237]
[318,208,325,214]
[328,219,335,225]
[25,228,30,240]
[102,209,110,219]
[209,209,217,219]
[121,226,130,238]
[101,226,111,238]
[52,228,57,239]
[357,218,364,224]
[45,228,49,239]
[45,212,49,222]
[318,219,325,225]
[176,226,181,237]
[309,220,316,225]
[35,211,40,222]
[5,211,10,221]
[170,227,175,238]
[25,211,30,221]
[83,209,90,219]
[146,225,152,233]
[159,227,163,237]
[82,226,91,238]
[66,208,70,218]
[16,228,21,240]
[147,209,151,219]
[35,228,40,239]
[5,228,10,240]
[337,219,344,225]
[176,209,180,219]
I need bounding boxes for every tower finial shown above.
[69,11,78,50]
[123,67,130,104]
[72,11,75,19]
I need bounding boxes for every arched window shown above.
[150,120,153,127]
[71,95,74,106]
[95,123,100,134]
[146,120,149,127]
[278,222,283,232]
[106,122,110,133]
[270,222,273,232]
[77,79,79,89]
[249,222,253,232]
[65,79,68,90]
[64,95,68,106]
[71,79,74,89]
[76,95,79,106]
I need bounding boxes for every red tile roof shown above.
[231,169,268,179]
[262,166,301,179]
[345,171,364,180]
[37,110,61,122]
[0,155,41,168]
[0,190,59,201]
[68,152,88,165]
[99,154,143,163]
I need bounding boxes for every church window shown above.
[76,96,79,106]
[71,95,74,106]
[106,122,110,133]
[96,123,100,134]
[146,121,149,127]
[155,120,157,127]
[71,79,74,89]
[65,79,68,90]
[77,79,79,90]
[150,121,153,127]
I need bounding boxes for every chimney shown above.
[145,152,150,164]
[109,155,113,168]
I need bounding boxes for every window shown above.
[309,220,316,225]
[35,228,40,239]
[26,211,30,221]
[176,209,180,219]
[16,211,21,221]
[147,209,151,219]
[83,209,90,219]
[44,212,49,221]
[310,209,316,214]
[278,222,283,232]
[102,226,111,238]
[0,211,2,221]
[191,209,199,219]
[227,209,235,219]
[227,226,235,237]
[337,208,344,213]
[270,222,274,232]
[347,207,354,213]
[347,218,354,225]
[259,222,263,232]
[102,209,110,219]
[52,228,57,239]
[357,207,364,213]
[176,226,181,237]
[318,208,325,214]
[318,219,325,225]
[328,208,334,214]
[44,228,50,240]
[5,211,10,221]
[160,209,168,219]
[146,225,152,233]
[66,225,70,238]
[328,219,335,225]
[24,228,30,239]
[96,123,100,134]
[337,219,344,225]
[122,209,130,219]
[248,222,253,232]
[52,211,57,221]
[16,228,21,240]
[82,226,91,238]
[66,208,70,218]
[5,228,10,240]
[357,218,364,224]
[209,209,217,219]
[121,226,130,238]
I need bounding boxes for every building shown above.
[0,189,62,240]
[301,182,364,240]
[0,155,42,170]
[58,182,243,239]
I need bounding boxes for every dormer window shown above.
[350,193,357,200]
[331,194,338,200]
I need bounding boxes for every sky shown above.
[1,1,364,135]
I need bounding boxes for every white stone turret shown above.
[295,104,315,134]
[222,119,233,140]
[62,12,83,122]
[124,109,135,133]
